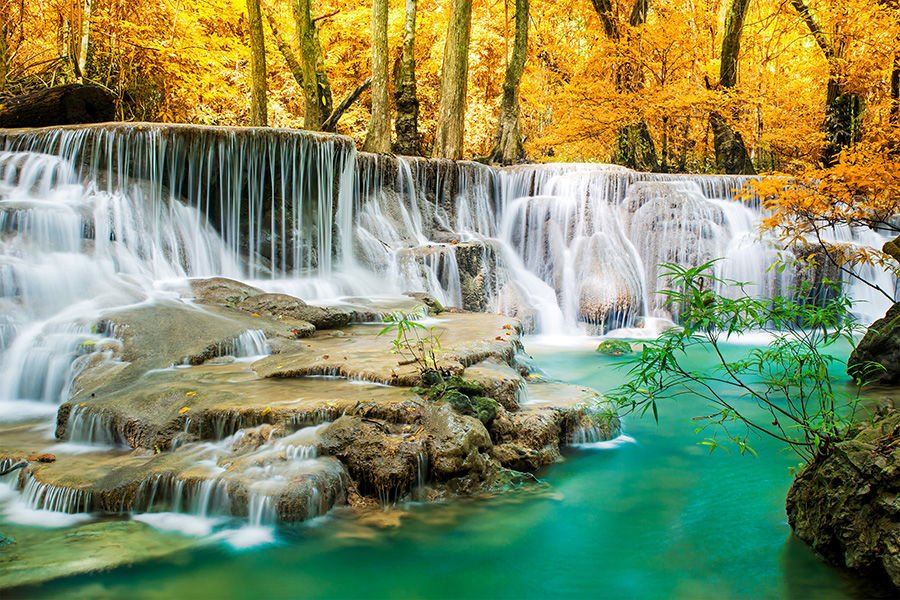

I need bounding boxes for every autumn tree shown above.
[393,0,421,155]
[363,0,390,152]
[488,0,529,164]
[709,0,755,174]
[590,0,660,171]
[433,0,473,159]
[246,0,268,126]
[746,138,900,301]
[789,0,863,166]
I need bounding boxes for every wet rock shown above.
[849,303,900,385]
[237,293,352,330]
[230,424,278,453]
[403,292,445,314]
[26,453,56,463]
[424,404,492,481]
[190,277,262,307]
[490,443,556,472]
[456,242,497,312]
[464,359,523,411]
[318,416,424,502]
[440,390,498,425]
[786,410,900,590]
[596,339,633,356]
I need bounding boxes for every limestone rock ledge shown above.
[786,410,900,590]
[0,277,620,527]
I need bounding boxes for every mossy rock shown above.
[439,390,498,425]
[443,375,486,397]
[596,339,633,356]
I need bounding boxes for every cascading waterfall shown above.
[0,122,894,535]
[0,123,893,413]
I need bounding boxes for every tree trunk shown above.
[488,0,528,164]
[246,0,268,126]
[891,53,899,124]
[592,0,659,171]
[709,0,755,174]
[790,0,863,166]
[823,79,863,165]
[432,0,473,159]
[362,0,390,153]
[0,18,8,94]
[264,5,304,86]
[0,84,115,128]
[294,0,333,130]
[76,0,92,81]
[393,0,421,156]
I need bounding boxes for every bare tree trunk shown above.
[592,0,659,171]
[294,0,333,130]
[488,0,528,164]
[246,0,268,126]
[264,5,304,85]
[393,0,421,155]
[363,0,390,152]
[75,0,92,82]
[709,0,755,174]
[432,0,473,159]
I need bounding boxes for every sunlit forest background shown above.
[1,0,898,170]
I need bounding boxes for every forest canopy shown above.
[1,0,898,170]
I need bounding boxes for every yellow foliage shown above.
[1,0,898,168]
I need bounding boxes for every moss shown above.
[437,390,497,425]
[443,375,485,397]
[596,339,633,356]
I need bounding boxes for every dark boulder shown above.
[0,84,115,128]
[786,410,900,590]
[849,303,900,385]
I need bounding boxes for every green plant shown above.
[608,260,884,463]
[378,308,498,424]
[378,307,443,373]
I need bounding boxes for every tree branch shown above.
[321,77,372,132]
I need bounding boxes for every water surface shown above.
[11,342,874,599]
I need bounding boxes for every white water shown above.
[0,124,894,530]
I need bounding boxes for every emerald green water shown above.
[11,342,877,599]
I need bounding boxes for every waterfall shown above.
[0,123,893,378]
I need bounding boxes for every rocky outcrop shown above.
[849,303,900,385]
[786,410,900,590]
[236,293,351,330]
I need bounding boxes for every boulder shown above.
[786,410,900,590]
[596,339,633,356]
[849,303,900,385]
[237,293,351,330]
[317,416,424,501]
[424,404,492,481]
[190,277,262,307]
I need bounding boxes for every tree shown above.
[433,0,473,159]
[709,0,755,174]
[609,261,879,463]
[745,138,900,303]
[363,0,390,152]
[488,0,529,164]
[246,0,268,126]
[790,0,864,166]
[264,0,371,132]
[590,0,660,172]
[393,0,422,155]
[75,0,93,82]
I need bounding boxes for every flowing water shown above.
[0,124,894,597]
[6,341,880,600]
